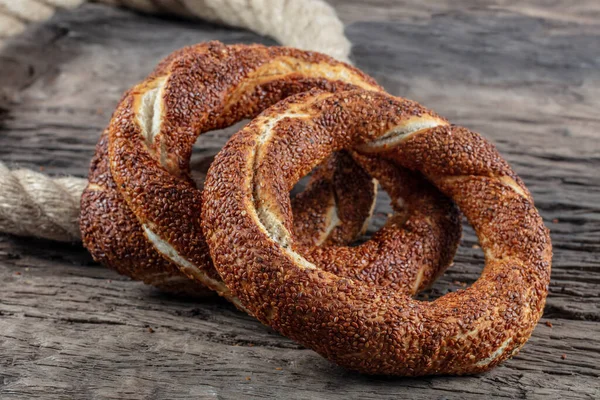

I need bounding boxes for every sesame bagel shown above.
[80,42,462,303]
[201,89,552,375]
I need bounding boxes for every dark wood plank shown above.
[0,2,598,399]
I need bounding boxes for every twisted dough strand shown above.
[81,42,384,297]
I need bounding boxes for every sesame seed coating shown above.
[80,42,460,303]
[201,89,552,376]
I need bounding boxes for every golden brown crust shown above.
[81,42,382,297]
[201,89,552,376]
[81,42,462,300]
[81,131,211,296]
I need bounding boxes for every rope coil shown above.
[0,0,352,242]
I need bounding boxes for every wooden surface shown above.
[1,1,599,398]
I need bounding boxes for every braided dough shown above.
[201,89,552,375]
[80,42,461,302]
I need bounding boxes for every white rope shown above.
[0,0,352,241]
[0,163,85,241]
[0,0,352,61]
[0,0,85,39]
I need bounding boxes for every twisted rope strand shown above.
[0,0,352,241]
[0,163,85,241]
[0,0,352,61]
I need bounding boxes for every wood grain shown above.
[0,1,599,398]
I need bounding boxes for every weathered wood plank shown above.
[0,1,599,398]
[0,239,598,399]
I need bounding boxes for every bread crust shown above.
[81,42,461,301]
[201,89,552,375]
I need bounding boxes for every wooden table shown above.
[1,1,598,398]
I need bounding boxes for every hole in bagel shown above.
[283,152,464,298]
[416,221,485,302]
[189,119,250,188]
[356,188,394,245]
[290,162,408,248]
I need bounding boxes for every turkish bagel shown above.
[201,89,552,375]
[80,42,462,306]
